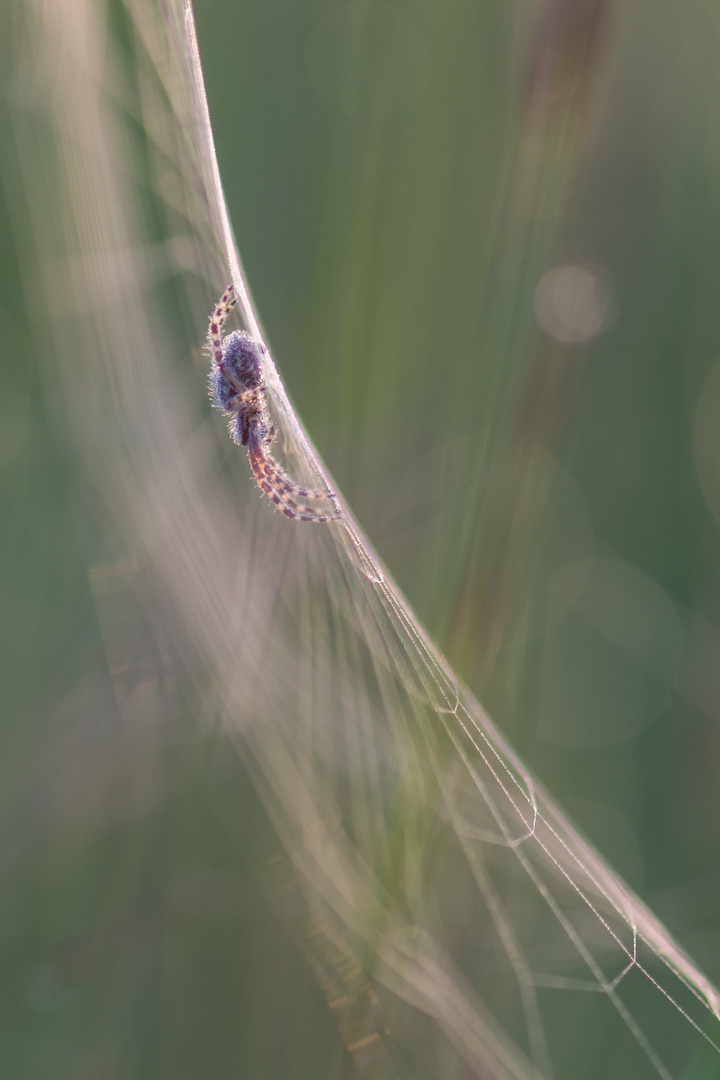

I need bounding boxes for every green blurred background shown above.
[198,0,720,922]
[3,0,720,1075]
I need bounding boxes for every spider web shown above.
[11,0,720,1076]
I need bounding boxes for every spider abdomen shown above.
[209,330,265,412]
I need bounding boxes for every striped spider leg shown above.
[246,435,339,523]
[207,286,339,523]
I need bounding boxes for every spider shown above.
[207,285,339,523]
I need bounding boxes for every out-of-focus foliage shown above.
[2,0,720,1077]
[202,0,720,934]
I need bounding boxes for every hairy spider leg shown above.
[247,436,340,523]
[208,284,237,370]
[250,458,340,522]
[245,424,338,511]
[254,451,335,502]
[248,417,332,501]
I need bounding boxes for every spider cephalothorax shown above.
[207,285,339,523]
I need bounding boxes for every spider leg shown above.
[208,284,237,368]
[257,451,335,501]
[247,440,340,523]
[254,424,333,499]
